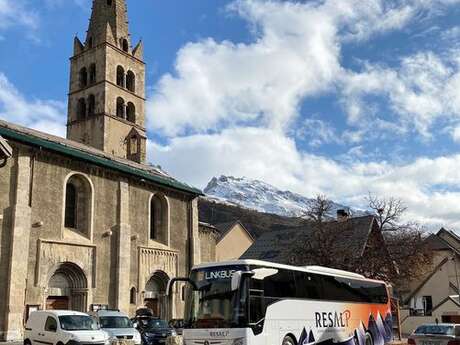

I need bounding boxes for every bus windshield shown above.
[184,265,249,329]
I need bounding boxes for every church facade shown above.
[0,0,203,340]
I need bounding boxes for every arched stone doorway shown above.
[144,271,171,319]
[46,262,88,312]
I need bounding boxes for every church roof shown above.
[0,119,202,196]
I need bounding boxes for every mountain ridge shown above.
[203,175,365,219]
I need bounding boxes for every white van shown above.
[24,310,109,345]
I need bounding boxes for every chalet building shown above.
[198,221,254,263]
[400,228,460,335]
[0,0,204,340]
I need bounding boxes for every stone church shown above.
[0,0,205,340]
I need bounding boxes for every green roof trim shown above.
[0,126,203,196]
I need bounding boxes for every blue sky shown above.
[2,0,460,229]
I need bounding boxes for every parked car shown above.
[135,318,176,345]
[408,324,460,345]
[168,319,184,336]
[89,309,141,345]
[24,310,109,345]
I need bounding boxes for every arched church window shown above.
[64,174,92,236]
[89,63,96,84]
[122,39,129,53]
[77,98,86,120]
[126,71,136,92]
[65,183,77,228]
[79,67,88,88]
[88,37,93,49]
[87,95,96,116]
[116,97,125,118]
[126,102,135,123]
[116,66,125,88]
[150,194,169,245]
[130,287,137,305]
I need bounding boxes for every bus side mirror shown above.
[167,278,197,296]
[231,271,254,291]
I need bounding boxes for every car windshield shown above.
[100,316,132,329]
[415,325,454,335]
[140,319,168,330]
[59,315,99,331]
[184,265,249,329]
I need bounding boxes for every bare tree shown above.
[365,195,433,289]
[302,194,333,223]
[367,193,407,231]
[292,194,345,268]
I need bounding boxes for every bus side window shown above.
[294,272,322,300]
[263,269,296,298]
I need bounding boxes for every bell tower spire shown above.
[86,0,129,49]
[67,0,147,164]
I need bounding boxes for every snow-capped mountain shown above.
[204,176,365,218]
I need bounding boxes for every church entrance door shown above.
[47,262,88,312]
[144,299,159,317]
[144,271,170,320]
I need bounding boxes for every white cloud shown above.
[0,73,66,137]
[341,51,460,137]
[0,0,39,31]
[148,0,460,140]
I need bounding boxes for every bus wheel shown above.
[365,333,374,345]
[282,335,296,345]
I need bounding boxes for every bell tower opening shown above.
[67,0,147,164]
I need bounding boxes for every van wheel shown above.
[24,340,31,345]
[282,335,296,345]
[365,333,374,345]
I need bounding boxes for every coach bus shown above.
[168,260,392,345]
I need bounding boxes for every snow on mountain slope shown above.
[203,176,365,218]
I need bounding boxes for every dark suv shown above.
[135,318,176,345]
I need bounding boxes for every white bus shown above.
[168,260,393,345]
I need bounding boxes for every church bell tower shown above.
[67,0,146,163]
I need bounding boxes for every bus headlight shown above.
[233,339,244,345]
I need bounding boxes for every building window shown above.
[150,194,169,245]
[88,37,93,49]
[126,102,135,123]
[126,71,136,92]
[107,0,112,5]
[423,296,433,316]
[79,67,88,88]
[122,39,129,53]
[130,287,137,305]
[87,95,95,116]
[65,183,77,228]
[129,135,138,155]
[64,174,92,236]
[116,97,125,118]
[116,66,125,88]
[89,64,96,84]
[77,98,86,120]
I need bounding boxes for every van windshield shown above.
[59,315,99,331]
[100,317,132,329]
